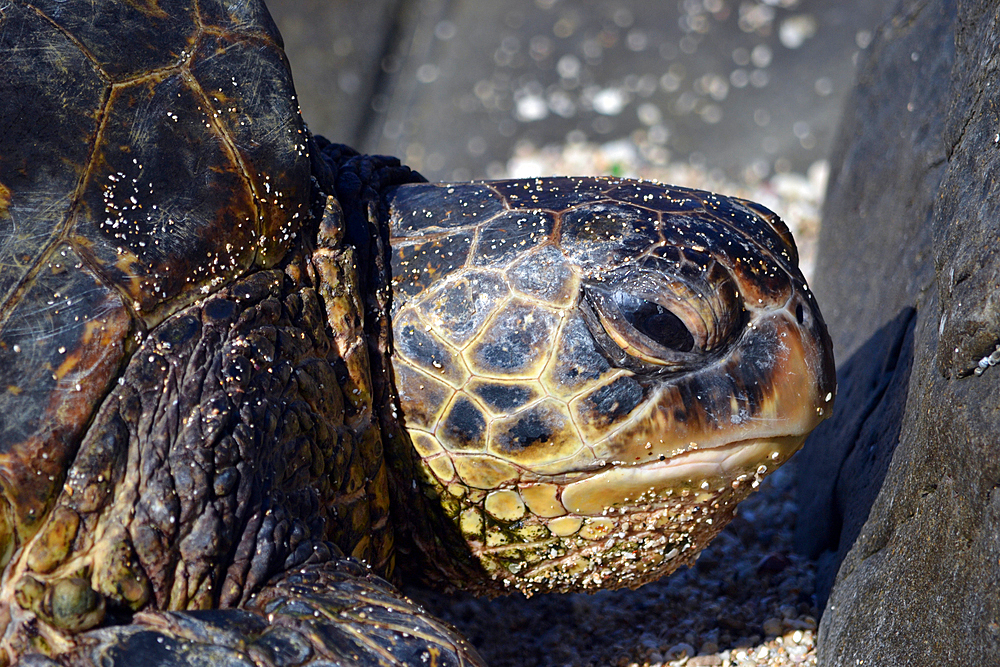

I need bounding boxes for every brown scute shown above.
[438,397,488,453]
[471,210,554,267]
[0,245,129,550]
[703,194,798,270]
[33,0,197,81]
[488,399,583,465]
[496,413,552,451]
[657,214,792,303]
[647,243,684,266]
[74,73,258,317]
[189,32,311,267]
[0,6,106,309]
[390,232,475,298]
[388,182,505,236]
[2,0,311,328]
[507,245,577,305]
[558,202,660,269]
[393,312,468,387]
[417,270,511,348]
[576,376,644,427]
[540,313,612,395]
[468,381,538,414]
[738,198,799,266]
[604,182,706,212]
[196,0,285,40]
[488,177,610,209]
[466,300,559,378]
[395,362,454,431]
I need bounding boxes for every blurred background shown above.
[268,0,888,184]
[268,0,892,281]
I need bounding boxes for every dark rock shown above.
[809,0,950,363]
[795,307,916,607]
[796,0,1000,663]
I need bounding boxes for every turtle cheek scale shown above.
[387,179,836,596]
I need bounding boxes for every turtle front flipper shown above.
[30,558,484,667]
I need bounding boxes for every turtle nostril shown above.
[795,303,805,325]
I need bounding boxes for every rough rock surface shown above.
[795,308,916,609]
[795,0,1000,663]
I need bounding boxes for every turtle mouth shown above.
[556,433,805,516]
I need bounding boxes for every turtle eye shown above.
[581,261,745,372]
[612,292,694,352]
[581,284,704,371]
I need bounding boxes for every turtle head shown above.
[386,178,835,595]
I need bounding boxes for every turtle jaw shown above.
[408,433,810,597]
[410,432,810,596]
[468,434,807,594]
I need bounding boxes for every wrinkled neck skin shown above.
[0,171,457,660]
[318,161,491,594]
[303,140,493,593]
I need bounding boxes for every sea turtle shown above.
[0,1,835,665]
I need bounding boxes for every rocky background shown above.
[796,0,1000,663]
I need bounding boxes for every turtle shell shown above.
[0,1,311,562]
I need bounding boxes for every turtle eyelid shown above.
[610,291,695,352]
[579,284,703,374]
